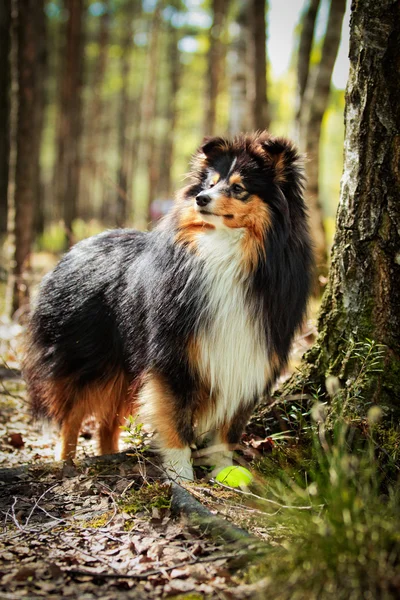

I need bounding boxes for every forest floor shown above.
[0,260,317,600]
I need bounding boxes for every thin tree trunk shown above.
[228,0,250,134]
[296,0,321,142]
[115,4,136,228]
[303,0,346,285]
[157,19,181,200]
[83,0,110,221]
[54,0,85,248]
[248,0,270,131]
[203,0,229,136]
[139,1,162,226]
[10,0,39,314]
[293,0,400,412]
[0,0,11,235]
[33,0,47,236]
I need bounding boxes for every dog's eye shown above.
[208,181,215,188]
[232,184,244,194]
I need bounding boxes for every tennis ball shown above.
[215,465,253,488]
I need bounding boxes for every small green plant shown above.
[331,338,386,421]
[121,415,152,453]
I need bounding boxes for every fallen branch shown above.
[170,482,261,545]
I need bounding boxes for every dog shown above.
[24,132,312,481]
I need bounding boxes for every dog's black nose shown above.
[196,192,212,207]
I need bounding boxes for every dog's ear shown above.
[260,137,302,185]
[201,136,226,157]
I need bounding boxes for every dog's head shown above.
[173,132,307,261]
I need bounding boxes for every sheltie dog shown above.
[24,132,312,482]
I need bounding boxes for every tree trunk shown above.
[0,0,11,235]
[139,1,162,226]
[157,19,181,200]
[83,0,110,222]
[115,4,136,228]
[228,0,250,134]
[295,0,400,415]
[295,0,321,141]
[54,0,85,248]
[248,0,270,131]
[10,0,40,314]
[203,0,229,136]
[33,0,47,236]
[303,0,346,286]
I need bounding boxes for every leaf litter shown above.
[0,335,272,599]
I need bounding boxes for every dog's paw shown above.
[162,447,194,482]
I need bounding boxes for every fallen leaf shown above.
[13,566,36,581]
[170,567,190,579]
[9,433,24,449]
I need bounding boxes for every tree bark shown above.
[293,0,400,414]
[203,0,229,136]
[10,0,40,314]
[54,0,85,248]
[303,0,346,286]
[0,0,11,235]
[115,3,137,228]
[139,0,162,226]
[83,0,110,221]
[33,0,47,236]
[228,0,250,134]
[295,0,321,141]
[157,18,181,200]
[248,0,270,131]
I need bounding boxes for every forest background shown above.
[1,0,349,314]
[1,2,400,599]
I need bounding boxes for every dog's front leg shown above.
[193,399,257,477]
[192,436,233,477]
[161,446,194,482]
[138,372,195,482]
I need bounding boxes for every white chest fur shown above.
[195,229,269,436]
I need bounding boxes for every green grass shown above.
[248,417,400,600]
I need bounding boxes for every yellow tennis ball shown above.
[215,465,253,488]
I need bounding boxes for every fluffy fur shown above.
[24,131,313,481]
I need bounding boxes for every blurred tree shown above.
[203,0,229,136]
[228,0,250,134]
[54,0,85,248]
[33,0,47,236]
[0,0,11,235]
[139,0,163,225]
[158,10,182,200]
[295,0,321,141]
[115,1,138,227]
[248,0,270,130]
[303,0,346,288]
[83,0,110,221]
[10,0,43,314]
[292,0,400,412]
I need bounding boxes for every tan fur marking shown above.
[60,404,86,459]
[33,371,136,459]
[262,148,287,184]
[209,194,271,272]
[175,205,215,249]
[228,173,243,186]
[270,351,281,373]
[211,173,220,186]
[187,336,200,375]
[138,373,186,449]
